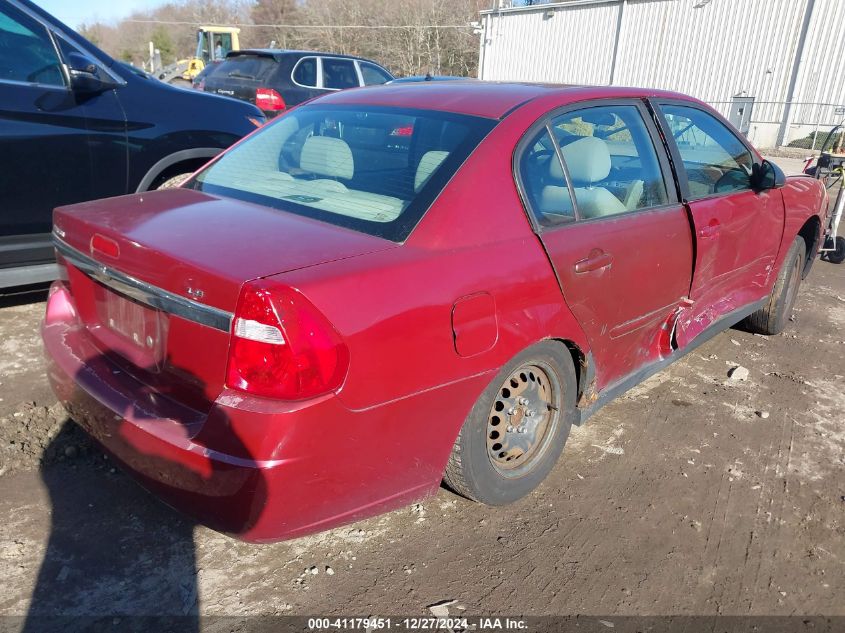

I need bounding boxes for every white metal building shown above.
[477,0,845,148]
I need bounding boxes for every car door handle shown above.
[698,220,721,238]
[574,249,614,274]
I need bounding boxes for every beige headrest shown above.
[300,136,354,180]
[550,136,612,185]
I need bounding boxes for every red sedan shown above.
[42,83,829,542]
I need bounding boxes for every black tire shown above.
[443,341,577,505]
[745,236,806,335]
[155,173,192,190]
[826,236,845,264]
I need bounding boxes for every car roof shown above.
[388,75,471,84]
[315,81,699,120]
[229,49,386,64]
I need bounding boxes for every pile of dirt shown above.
[0,401,97,476]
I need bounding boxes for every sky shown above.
[34,0,170,29]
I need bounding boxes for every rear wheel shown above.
[745,236,806,335]
[444,341,576,505]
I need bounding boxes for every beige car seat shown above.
[300,136,355,182]
[415,151,449,191]
[623,179,644,210]
[544,136,627,219]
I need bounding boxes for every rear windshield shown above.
[212,54,278,81]
[189,105,496,241]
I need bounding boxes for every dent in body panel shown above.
[538,206,695,390]
[781,176,828,262]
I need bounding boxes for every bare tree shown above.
[78,0,485,77]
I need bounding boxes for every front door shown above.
[517,102,694,390]
[53,34,128,200]
[0,2,95,268]
[654,102,784,346]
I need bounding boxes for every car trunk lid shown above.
[54,188,395,411]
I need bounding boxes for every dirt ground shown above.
[0,157,843,625]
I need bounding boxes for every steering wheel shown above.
[527,147,556,170]
[714,167,751,193]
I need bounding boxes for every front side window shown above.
[360,62,392,86]
[215,33,233,59]
[322,58,358,89]
[0,5,64,87]
[189,105,496,241]
[551,105,669,219]
[292,57,317,87]
[55,36,111,83]
[518,127,575,226]
[659,104,754,199]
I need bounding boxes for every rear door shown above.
[0,2,95,268]
[286,55,321,106]
[518,100,694,390]
[652,102,784,345]
[320,57,359,92]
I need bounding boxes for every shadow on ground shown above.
[21,350,266,633]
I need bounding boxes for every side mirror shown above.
[66,52,117,93]
[752,159,786,191]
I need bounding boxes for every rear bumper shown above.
[42,282,484,541]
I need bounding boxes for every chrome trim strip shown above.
[53,234,233,333]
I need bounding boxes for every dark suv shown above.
[200,50,394,116]
[0,0,265,288]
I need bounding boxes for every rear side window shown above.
[190,105,496,241]
[659,104,754,199]
[519,127,575,226]
[213,54,277,81]
[551,105,668,218]
[0,5,64,87]
[322,58,358,89]
[360,62,392,86]
[292,56,317,87]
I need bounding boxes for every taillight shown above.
[226,281,348,400]
[255,87,286,112]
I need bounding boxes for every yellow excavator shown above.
[157,26,240,87]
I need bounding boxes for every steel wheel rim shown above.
[486,361,561,478]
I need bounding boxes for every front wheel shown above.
[154,173,193,189]
[744,236,806,335]
[444,341,577,505]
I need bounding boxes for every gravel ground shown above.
[0,163,843,625]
